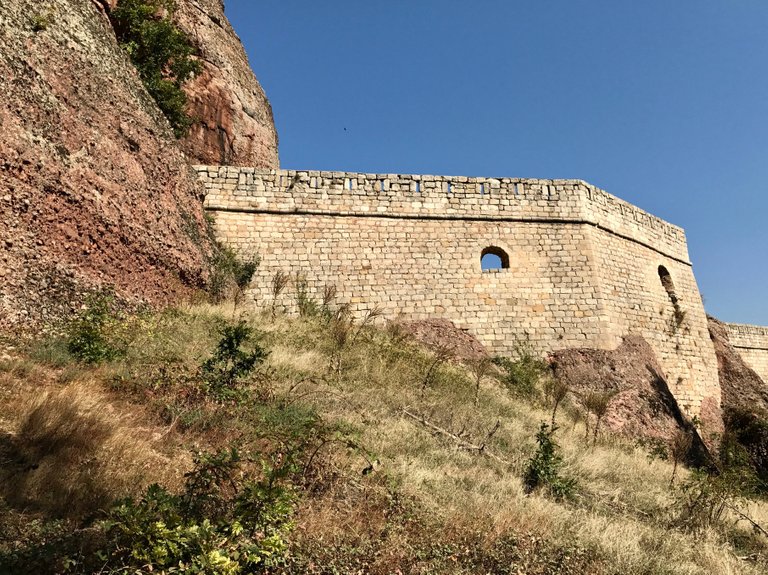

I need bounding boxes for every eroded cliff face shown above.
[0,0,277,333]
[174,0,279,168]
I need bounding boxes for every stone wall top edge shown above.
[192,165,588,186]
[193,165,687,241]
[725,323,768,337]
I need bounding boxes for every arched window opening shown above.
[481,246,510,271]
[658,265,678,305]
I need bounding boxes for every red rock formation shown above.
[174,0,279,167]
[0,0,281,333]
[549,336,714,464]
[0,0,214,332]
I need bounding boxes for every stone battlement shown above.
[195,167,690,264]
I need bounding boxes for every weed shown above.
[420,344,452,396]
[468,356,492,406]
[26,337,72,368]
[31,8,55,32]
[492,341,548,399]
[294,274,319,317]
[582,389,618,445]
[320,284,337,316]
[669,428,693,486]
[208,245,259,307]
[543,377,570,426]
[270,270,290,320]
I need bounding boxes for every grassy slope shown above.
[0,304,766,574]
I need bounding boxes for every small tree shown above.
[201,321,268,400]
[524,423,576,500]
[109,0,202,137]
[469,356,493,406]
[543,377,570,426]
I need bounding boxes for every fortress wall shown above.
[590,228,718,413]
[208,210,614,355]
[725,324,768,383]
[196,166,718,415]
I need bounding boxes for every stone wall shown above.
[725,323,768,383]
[196,166,719,415]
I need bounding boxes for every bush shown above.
[524,423,576,500]
[723,405,768,489]
[102,449,293,573]
[66,294,124,364]
[208,245,259,304]
[201,321,268,401]
[492,342,548,399]
[109,0,201,137]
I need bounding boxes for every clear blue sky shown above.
[225,0,767,325]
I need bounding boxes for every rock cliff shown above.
[174,0,279,168]
[0,0,278,333]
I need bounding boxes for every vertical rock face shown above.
[0,0,215,332]
[174,0,279,168]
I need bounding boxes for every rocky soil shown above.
[397,318,489,362]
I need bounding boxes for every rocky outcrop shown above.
[174,0,279,168]
[708,317,768,480]
[0,0,215,332]
[709,317,768,411]
[549,336,712,464]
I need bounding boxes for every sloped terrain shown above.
[1,305,766,574]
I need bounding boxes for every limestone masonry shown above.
[725,323,768,383]
[196,166,739,416]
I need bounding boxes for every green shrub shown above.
[66,294,124,364]
[208,244,259,304]
[524,423,576,500]
[103,449,293,573]
[201,321,268,400]
[109,0,201,137]
[492,342,548,399]
[723,405,768,489]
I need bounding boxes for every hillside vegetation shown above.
[0,298,767,574]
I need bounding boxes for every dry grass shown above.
[0,380,188,519]
[1,304,766,574]
[251,311,768,575]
